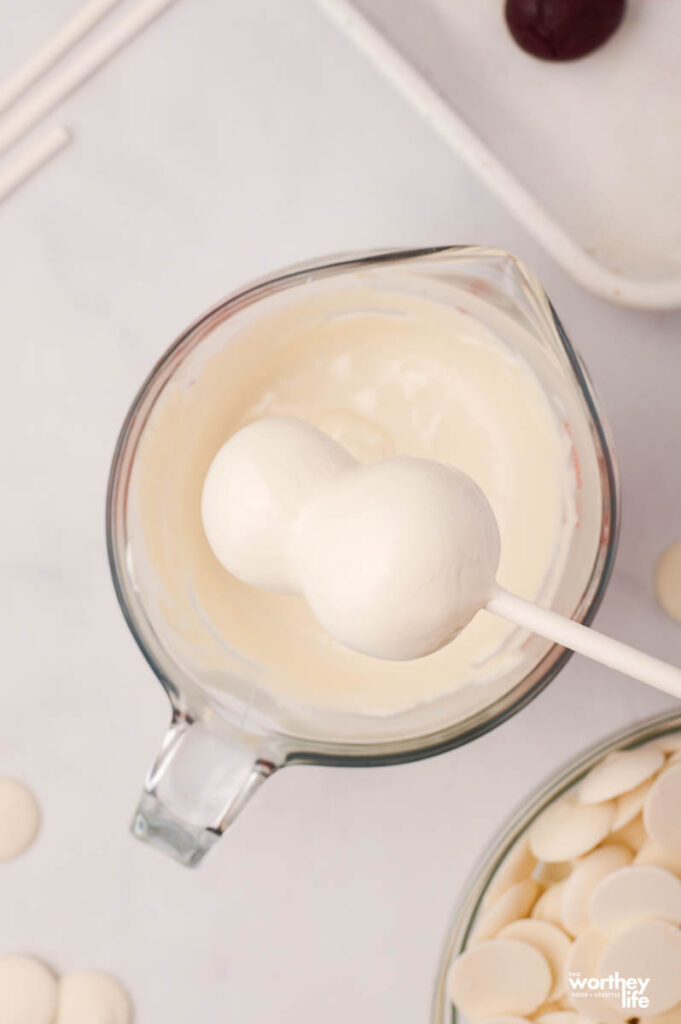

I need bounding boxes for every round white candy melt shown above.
[611,779,654,831]
[644,763,681,856]
[634,841,681,877]
[611,814,647,852]
[447,939,552,1018]
[483,838,536,907]
[472,880,540,942]
[531,881,567,928]
[563,929,623,1023]
[589,864,681,931]
[498,919,571,999]
[656,540,681,624]
[201,417,356,593]
[297,456,501,660]
[598,920,681,1015]
[0,955,57,1024]
[56,970,132,1024]
[578,747,664,805]
[560,843,632,937]
[528,798,615,863]
[0,777,40,861]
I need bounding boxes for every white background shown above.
[0,1,680,1021]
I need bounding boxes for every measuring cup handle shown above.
[132,712,278,866]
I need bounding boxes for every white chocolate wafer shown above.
[528,799,615,862]
[498,919,570,999]
[656,541,681,624]
[634,841,681,878]
[563,929,623,1023]
[0,777,40,860]
[56,970,132,1024]
[611,779,655,830]
[532,881,567,927]
[610,814,647,852]
[447,939,552,1018]
[598,920,681,1015]
[484,839,537,907]
[537,1013,596,1024]
[560,843,632,937]
[578,748,663,805]
[0,955,57,1024]
[644,764,681,856]
[589,865,681,931]
[472,880,541,942]
[641,1002,681,1024]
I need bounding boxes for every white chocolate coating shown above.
[201,417,356,593]
[132,287,579,715]
[296,456,500,660]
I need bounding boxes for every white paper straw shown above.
[0,0,123,117]
[0,125,71,204]
[0,0,176,160]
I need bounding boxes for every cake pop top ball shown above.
[201,417,356,593]
[296,457,501,660]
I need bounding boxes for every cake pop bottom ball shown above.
[296,457,501,660]
[201,417,357,593]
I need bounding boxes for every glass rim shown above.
[106,245,620,767]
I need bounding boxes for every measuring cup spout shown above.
[131,712,278,866]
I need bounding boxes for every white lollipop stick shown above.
[0,125,71,204]
[0,0,176,160]
[487,588,681,700]
[0,0,122,117]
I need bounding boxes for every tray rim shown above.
[316,0,681,310]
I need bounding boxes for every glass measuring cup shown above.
[106,246,618,866]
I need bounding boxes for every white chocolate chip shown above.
[529,799,615,863]
[644,763,681,856]
[589,865,681,931]
[498,919,571,999]
[0,955,57,1024]
[560,844,632,937]
[447,939,552,1018]
[578,748,663,805]
[598,920,681,1015]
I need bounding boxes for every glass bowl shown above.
[431,708,681,1024]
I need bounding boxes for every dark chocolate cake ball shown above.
[505,0,626,61]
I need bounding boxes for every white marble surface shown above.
[0,1,680,1021]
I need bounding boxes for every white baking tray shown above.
[317,0,681,309]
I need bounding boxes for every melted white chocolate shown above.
[130,287,576,716]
